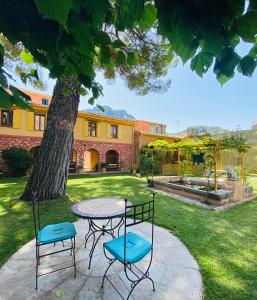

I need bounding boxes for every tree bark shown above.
[20,76,80,201]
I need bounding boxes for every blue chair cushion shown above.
[38,222,76,245]
[104,232,152,264]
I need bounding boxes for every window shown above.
[88,121,97,137]
[1,110,13,127]
[110,124,118,138]
[41,98,49,106]
[34,114,46,131]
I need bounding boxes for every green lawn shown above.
[0,174,257,300]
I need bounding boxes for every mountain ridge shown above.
[84,105,135,120]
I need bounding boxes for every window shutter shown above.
[27,112,34,130]
[13,110,21,129]
[106,123,111,138]
[83,120,88,136]
[97,122,101,138]
[118,125,122,139]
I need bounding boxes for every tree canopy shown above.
[1,0,257,107]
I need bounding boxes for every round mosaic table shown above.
[71,198,132,269]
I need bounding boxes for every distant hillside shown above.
[84,105,135,119]
[173,125,229,136]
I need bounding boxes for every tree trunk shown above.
[20,76,80,201]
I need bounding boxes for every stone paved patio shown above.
[0,220,203,300]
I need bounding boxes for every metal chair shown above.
[31,192,77,290]
[102,193,155,299]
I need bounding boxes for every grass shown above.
[0,174,257,300]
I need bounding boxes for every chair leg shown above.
[35,244,39,290]
[126,274,155,300]
[101,258,116,288]
[124,263,155,300]
[72,237,76,278]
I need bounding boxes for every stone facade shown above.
[0,135,42,172]
[0,135,133,172]
[74,139,133,170]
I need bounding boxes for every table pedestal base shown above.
[84,218,124,269]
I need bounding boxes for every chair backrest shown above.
[124,193,155,262]
[31,191,41,240]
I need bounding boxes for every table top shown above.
[71,198,132,220]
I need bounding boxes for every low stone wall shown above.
[153,178,234,206]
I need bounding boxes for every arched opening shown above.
[30,146,40,160]
[69,149,77,173]
[84,149,99,172]
[106,150,119,171]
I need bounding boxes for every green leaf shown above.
[79,87,88,96]
[79,74,92,88]
[95,31,111,45]
[201,32,224,57]
[78,59,94,77]
[235,10,257,42]
[88,97,95,105]
[35,0,72,28]
[104,67,115,79]
[116,51,126,65]
[49,65,66,78]
[238,55,256,76]
[92,82,103,98]
[20,50,34,65]
[139,4,157,30]
[10,86,31,101]
[214,48,241,77]
[216,73,234,86]
[97,104,105,112]
[127,51,138,65]
[0,71,8,89]
[0,87,12,109]
[84,0,109,25]
[168,24,199,64]
[55,289,64,299]
[0,86,33,111]
[190,52,213,77]
[249,43,257,58]
[62,85,70,96]
[112,39,126,48]
[9,86,33,110]
[99,45,112,65]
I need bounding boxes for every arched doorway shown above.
[84,149,99,172]
[30,146,40,160]
[106,150,119,171]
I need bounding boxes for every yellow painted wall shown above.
[0,108,134,144]
[0,109,44,137]
[74,118,134,144]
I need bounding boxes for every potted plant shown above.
[100,162,107,173]
[139,153,160,187]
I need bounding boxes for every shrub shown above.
[2,147,33,177]
[139,153,161,178]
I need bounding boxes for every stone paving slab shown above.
[0,220,203,300]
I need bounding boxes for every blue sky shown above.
[18,45,257,134]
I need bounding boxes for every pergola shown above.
[145,135,250,192]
